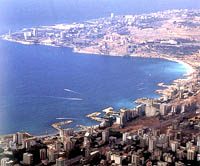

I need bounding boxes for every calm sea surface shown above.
[0,0,197,135]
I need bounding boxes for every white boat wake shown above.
[12,95,83,101]
[42,96,83,101]
[56,117,79,120]
[64,88,80,94]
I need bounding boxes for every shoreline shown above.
[0,34,199,137]
[0,41,197,137]
[74,48,196,77]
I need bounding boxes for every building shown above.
[55,141,62,152]
[56,157,66,166]
[13,132,24,145]
[23,153,33,165]
[1,158,9,166]
[60,128,74,137]
[196,153,200,162]
[170,141,179,152]
[0,158,13,166]
[116,116,123,126]
[24,32,32,40]
[123,132,130,143]
[157,161,168,166]
[145,100,160,117]
[102,130,109,143]
[4,160,14,166]
[160,103,171,115]
[48,148,58,163]
[32,28,38,37]
[149,137,157,152]
[40,149,47,160]
[60,31,66,40]
[175,161,185,166]
[22,138,36,149]
[64,140,73,152]
[111,154,122,165]
[187,149,195,160]
[8,29,12,38]
[132,154,140,165]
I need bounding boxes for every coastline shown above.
[0,39,197,136]
[73,48,197,102]
[74,48,196,77]
[1,12,199,136]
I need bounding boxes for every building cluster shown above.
[1,111,200,166]
[0,70,200,166]
[3,9,200,58]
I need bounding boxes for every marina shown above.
[51,120,73,131]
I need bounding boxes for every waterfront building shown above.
[111,13,114,18]
[145,101,160,117]
[116,116,123,126]
[24,32,32,40]
[8,30,12,38]
[23,153,33,165]
[13,132,24,145]
[32,28,38,37]
[60,31,66,40]
[60,128,74,137]
[160,103,171,116]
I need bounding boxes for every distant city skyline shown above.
[0,0,200,33]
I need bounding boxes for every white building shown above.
[23,153,33,165]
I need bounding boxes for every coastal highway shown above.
[34,133,59,139]
[151,110,197,129]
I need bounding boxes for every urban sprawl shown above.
[2,9,200,166]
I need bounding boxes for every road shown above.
[151,111,196,129]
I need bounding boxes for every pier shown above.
[51,120,73,131]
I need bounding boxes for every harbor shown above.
[51,120,73,131]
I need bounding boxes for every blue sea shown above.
[0,0,198,135]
